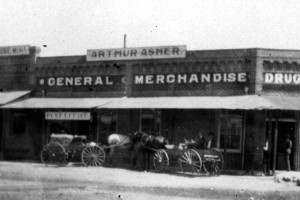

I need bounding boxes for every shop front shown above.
[1,46,300,172]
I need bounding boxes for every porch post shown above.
[272,111,279,175]
[268,111,272,175]
[241,110,247,169]
[295,111,300,171]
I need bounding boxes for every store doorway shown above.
[267,121,295,170]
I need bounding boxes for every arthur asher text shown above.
[87,45,186,61]
[134,73,247,84]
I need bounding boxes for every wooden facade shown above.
[1,46,300,172]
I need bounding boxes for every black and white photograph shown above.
[1,0,300,199]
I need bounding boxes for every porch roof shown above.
[2,95,300,110]
[0,97,117,109]
[0,91,31,105]
[96,95,275,110]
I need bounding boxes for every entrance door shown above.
[267,121,295,170]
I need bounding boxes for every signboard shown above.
[134,72,247,85]
[38,75,125,87]
[264,73,300,84]
[45,112,91,120]
[87,45,186,61]
[0,45,30,56]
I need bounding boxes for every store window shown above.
[13,113,26,135]
[99,112,117,135]
[140,109,161,135]
[219,115,243,152]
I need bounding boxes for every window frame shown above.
[218,114,243,153]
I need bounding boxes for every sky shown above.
[1,0,300,57]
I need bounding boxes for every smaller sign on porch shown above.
[45,112,91,120]
[0,45,30,56]
[87,45,186,61]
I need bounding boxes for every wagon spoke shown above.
[180,149,202,174]
[81,145,105,167]
[153,149,169,172]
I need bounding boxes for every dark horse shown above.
[130,131,169,170]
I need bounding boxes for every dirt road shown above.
[0,162,299,200]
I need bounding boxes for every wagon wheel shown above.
[81,145,105,166]
[153,149,169,172]
[179,149,202,174]
[41,142,68,166]
[40,144,53,165]
[210,149,224,175]
[202,148,224,175]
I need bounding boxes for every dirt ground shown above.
[0,161,299,200]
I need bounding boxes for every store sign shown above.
[264,73,300,84]
[86,45,186,61]
[134,72,247,85]
[38,76,124,87]
[0,45,30,56]
[45,112,91,120]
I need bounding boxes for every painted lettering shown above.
[265,73,274,83]
[172,47,179,55]
[74,77,82,86]
[131,50,137,56]
[48,78,55,86]
[156,75,165,84]
[84,77,92,85]
[201,74,210,82]
[135,75,144,84]
[238,73,246,82]
[57,77,64,86]
[274,73,283,84]
[65,77,73,86]
[166,74,175,83]
[106,76,113,85]
[228,73,236,82]
[177,74,187,83]
[189,74,198,83]
[293,74,300,84]
[213,74,222,82]
[145,75,154,84]
[94,77,103,85]
[284,74,292,84]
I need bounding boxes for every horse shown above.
[130,131,169,170]
[106,133,132,166]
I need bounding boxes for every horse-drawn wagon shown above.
[40,132,224,176]
[152,142,224,175]
[40,134,105,167]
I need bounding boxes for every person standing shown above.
[262,137,270,175]
[206,132,214,149]
[284,135,292,171]
[196,130,206,149]
[245,133,256,175]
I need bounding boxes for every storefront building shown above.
[1,45,300,172]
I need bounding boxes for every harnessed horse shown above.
[107,133,132,166]
[130,131,169,170]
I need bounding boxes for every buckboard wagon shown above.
[40,134,105,166]
[153,145,224,175]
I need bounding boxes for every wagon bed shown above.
[153,145,224,175]
[40,134,105,167]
